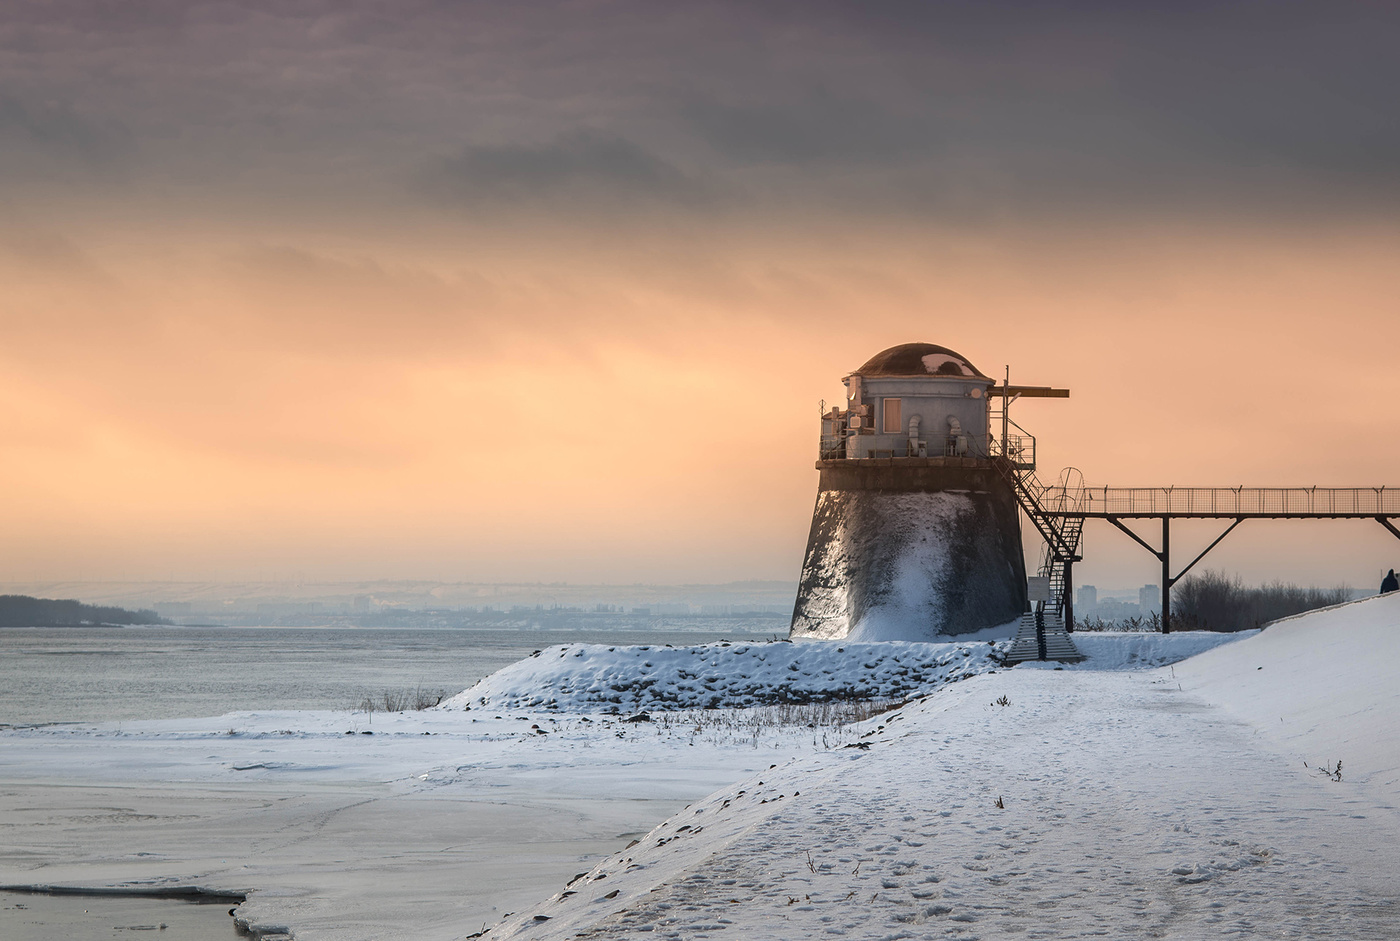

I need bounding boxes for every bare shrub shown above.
[1174,570,1352,632]
[356,685,448,714]
[1075,615,1158,633]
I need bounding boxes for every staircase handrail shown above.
[996,459,1080,563]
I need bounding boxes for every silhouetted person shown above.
[1382,569,1399,594]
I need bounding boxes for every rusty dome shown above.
[852,343,988,380]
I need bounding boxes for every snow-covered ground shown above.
[488,602,1400,940]
[0,706,839,940]
[445,632,1247,712]
[2,615,1396,940]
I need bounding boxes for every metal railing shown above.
[818,433,1000,461]
[988,417,1036,471]
[1042,486,1400,517]
[989,433,1035,470]
[818,436,847,460]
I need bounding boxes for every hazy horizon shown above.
[4,2,1400,593]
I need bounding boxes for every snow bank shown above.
[492,663,1400,940]
[1176,591,1400,792]
[441,632,1248,713]
[1019,629,1256,671]
[441,640,1005,712]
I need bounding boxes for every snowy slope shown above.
[490,613,1400,940]
[440,640,1002,712]
[442,633,1246,713]
[1176,591,1400,793]
[1030,628,1259,671]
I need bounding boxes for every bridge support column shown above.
[1106,515,1243,634]
[1161,518,1170,634]
[1063,557,1074,631]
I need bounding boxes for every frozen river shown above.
[0,625,763,725]
[0,624,778,940]
[1,889,239,941]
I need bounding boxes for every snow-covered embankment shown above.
[487,606,1400,940]
[442,631,1245,713]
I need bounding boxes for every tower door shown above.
[882,398,902,433]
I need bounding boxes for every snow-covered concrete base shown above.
[791,482,1027,641]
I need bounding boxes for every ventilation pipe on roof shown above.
[948,415,969,457]
[908,415,926,458]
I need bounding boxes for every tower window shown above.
[882,398,902,434]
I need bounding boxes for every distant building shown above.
[1077,585,1098,614]
[255,601,320,617]
[1095,598,1138,621]
[1139,584,1160,614]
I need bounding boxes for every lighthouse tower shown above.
[790,342,1030,641]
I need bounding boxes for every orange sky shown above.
[3,3,1400,591]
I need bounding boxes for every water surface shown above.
[0,890,238,941]
[0,625,768,725]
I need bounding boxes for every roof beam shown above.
[990,384,1069,398]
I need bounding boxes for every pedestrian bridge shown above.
[1020,482,1400,631]
[1044,486,1400,520]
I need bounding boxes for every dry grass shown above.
[357,686,449,714]
[648,698,910,749]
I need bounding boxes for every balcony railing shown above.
[818,436,848,461]
[988,433,1035,470]
[819,435,999,461]
[818,432,1042,467]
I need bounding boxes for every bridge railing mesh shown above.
[1042,487,1400,516]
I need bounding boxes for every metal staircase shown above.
[994,461,1086,621]
[987,382,1084,626]
[1036,472,1086,620]
[996,463,1088,664]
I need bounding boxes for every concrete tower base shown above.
[789,461,1027,641]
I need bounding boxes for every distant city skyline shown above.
[3,3,1399,591]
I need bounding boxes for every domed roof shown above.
[853,343,988,380]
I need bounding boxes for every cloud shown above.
[218,244,496,359]
[659,1,1400,214]
[417,129,711,210]
[0,228,111,281]
[680,88,934,166]
[4,2,1400,219]
[0,94,132,179]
